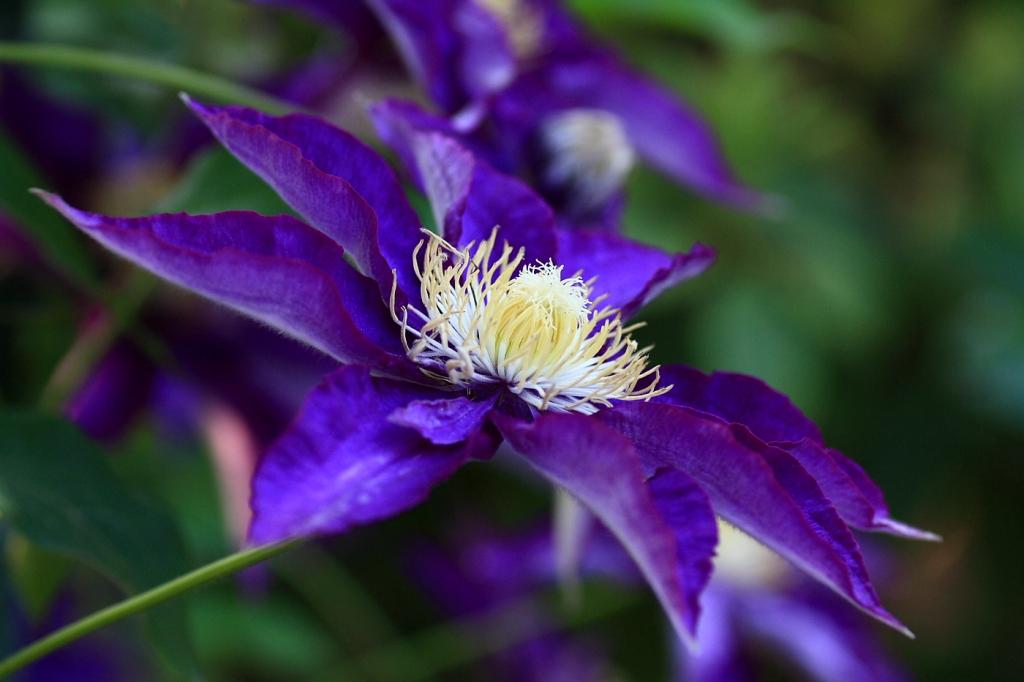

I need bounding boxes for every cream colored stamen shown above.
[390,228,669,414]
[541,109,636,213]
[477,0,544,59]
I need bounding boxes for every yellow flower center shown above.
[390,228,669,414]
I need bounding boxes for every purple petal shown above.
[389,392,498,445]
[658,365,938,540]
[657,365,823,444]
[371,99,460,187]
[739,590,908,682]
[250,366,496,544]
[372,107,557,262]
[184,96,422,299]
[65,340,155,443]
[495,412,717,644]
[598,402,911,635]
[367,0,515,112]
[556,230,715,318]
[39,192,409,371]
[676,587,747,682]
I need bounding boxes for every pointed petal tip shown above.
[876,517,942,542]
[862,603,914,638]
[180,92,214,118]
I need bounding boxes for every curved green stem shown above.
[0,540,299,679]
[0,42,293,114]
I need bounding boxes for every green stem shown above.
[0,540,299,679]
[0,42,293,114]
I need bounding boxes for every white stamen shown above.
[541,108,636,213]
[390,228,669,414]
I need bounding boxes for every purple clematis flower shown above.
[359,0,772,225]
[38,97,932,646]
[250,0,769,224]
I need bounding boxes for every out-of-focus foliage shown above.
[0,412,195,675]
[1,0,1022,679]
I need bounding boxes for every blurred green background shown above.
[1,0,1023,679]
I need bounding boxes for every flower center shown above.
[390,228,668,414]
[540,109,636,214]
[477,0,543,59]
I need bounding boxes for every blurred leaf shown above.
[570,0,825,54]
[0,411,196,676]
[0,129,95,287]
[5,536,68,621]
[158,146,291,215]
[944,288,1024,431]
[0,530,14,656]
[690,283,826,414]
[191,592,334,676]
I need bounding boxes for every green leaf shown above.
[570,0,823,54]
[0,411,196,677]
[157,146,292,215]
[0,530,15,657]
[5,536,69,621]
[0,129,96,288]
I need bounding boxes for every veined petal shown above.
[598,402,911,635]
[658,365,938,540]
[555,230,715,318]
[39,192,409,371]
[250,366,496,544]
[495,412,717,644]
[389,392,498,446]
[184,96,422,299]
[372,103,557,262]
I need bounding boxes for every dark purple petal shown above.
[250,366,496,544]
[495,412,717,643]
[658,365,938,540]
[65,341,155,443]
[372,106,558,262]
[367,0,515,112]
[657,365,823,444]
[598,402,911,635]
[184,96,422,299]
[555,230,715,318]
[39,192,410,371]
[389,392,498,445]
[0,67,102,196]
[524,55,773,212]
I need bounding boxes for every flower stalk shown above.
[0,540,299,679]
[0,42,293,114]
